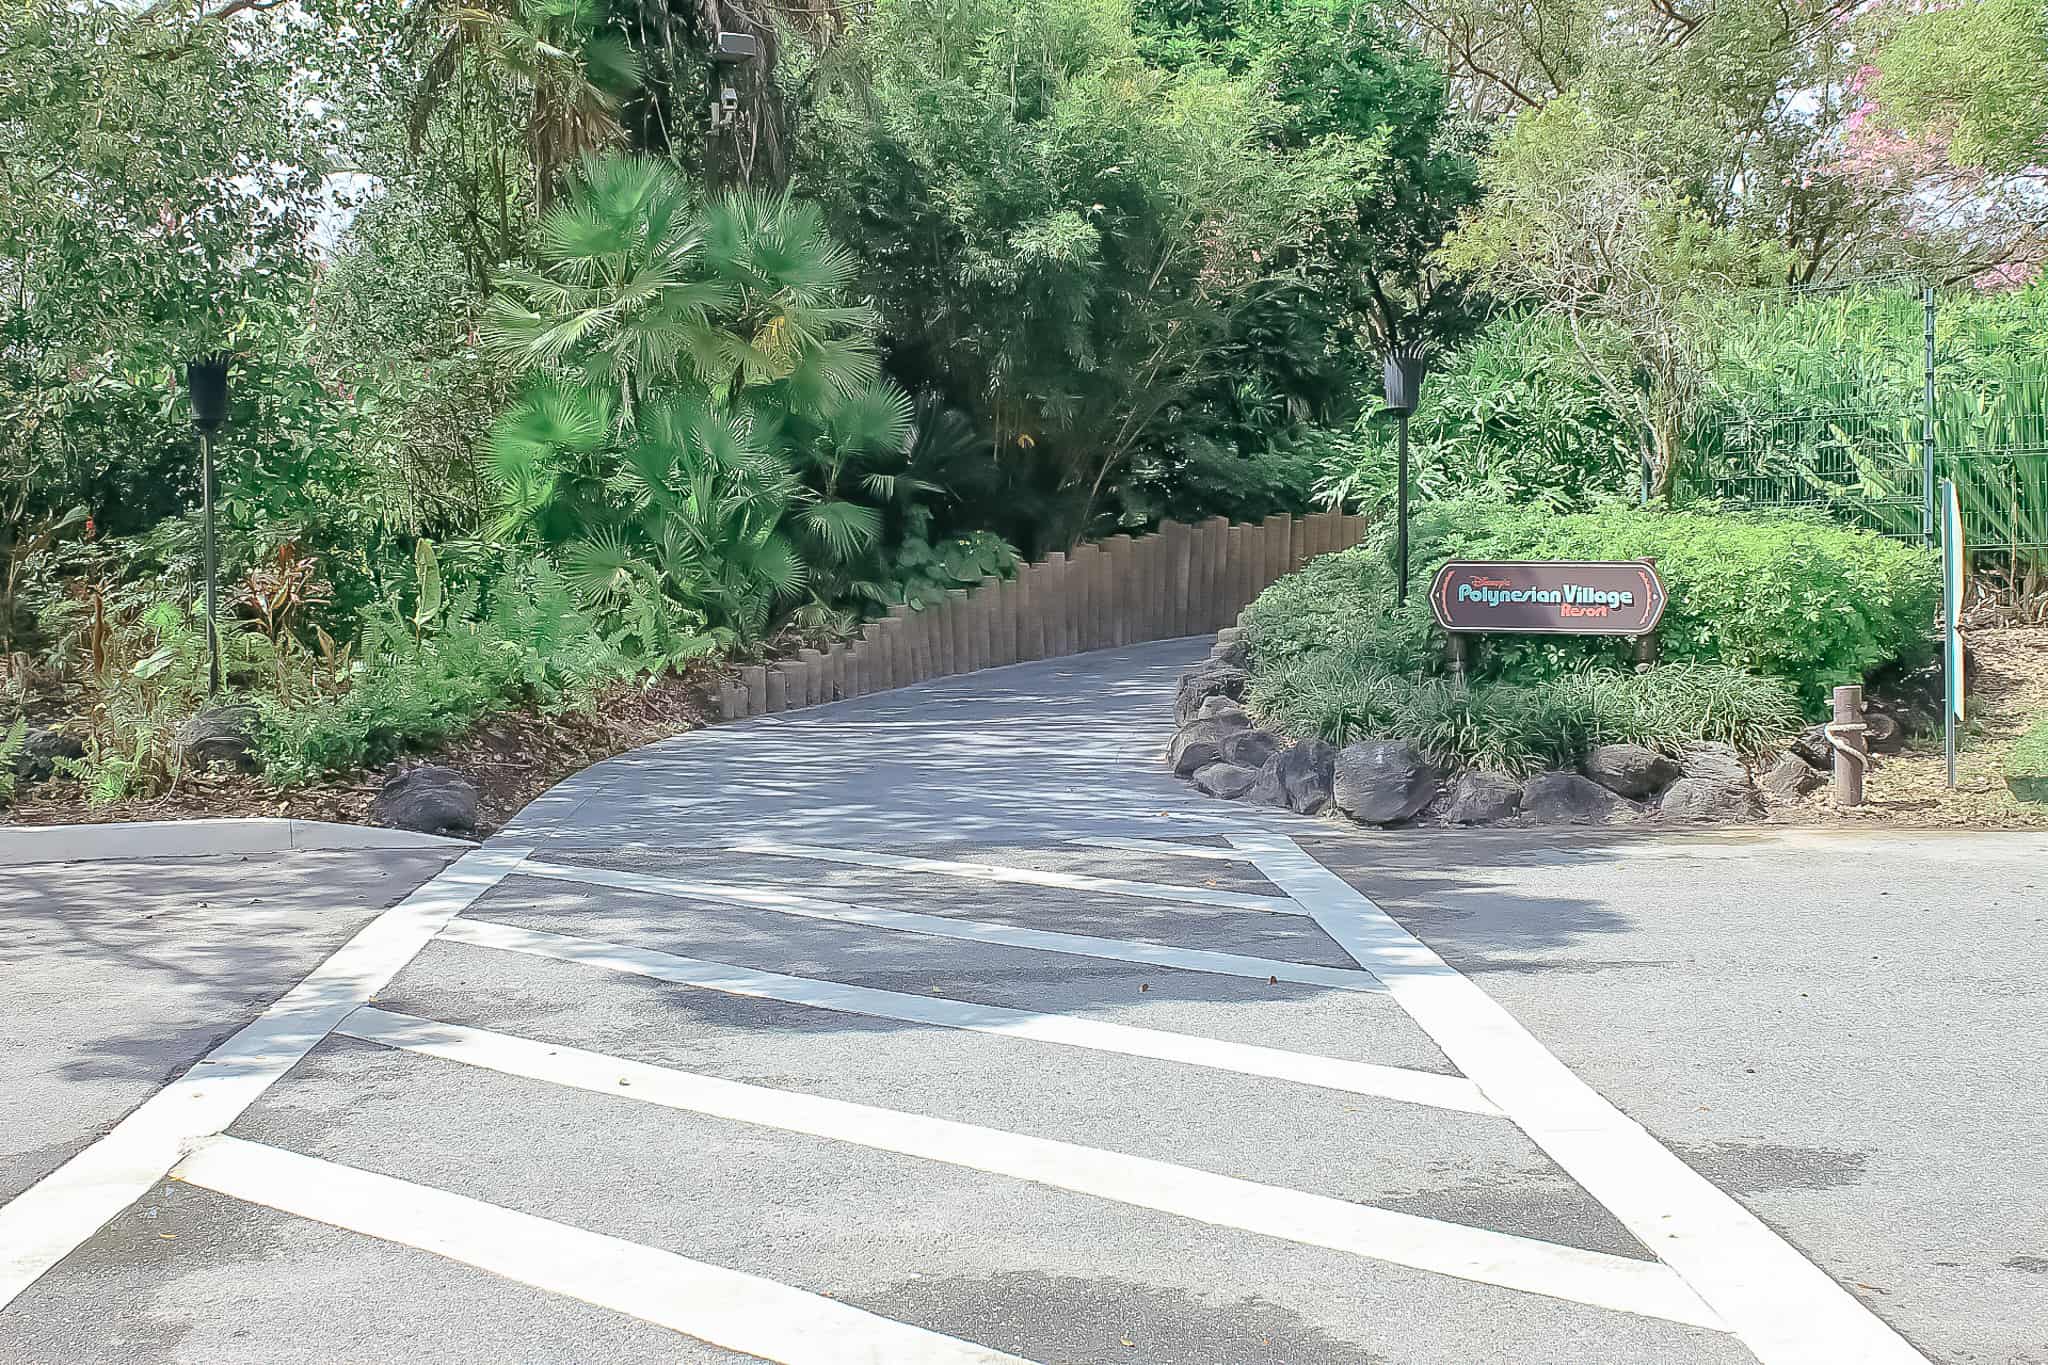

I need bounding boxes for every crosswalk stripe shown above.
[337,1008,1724,1330]
[1224,833,1930,1365]
[443,918,1496,1115]
[0,846,530,1314]
[515,859,1384,994]
[728,840,1306,915]
[174,1136,1032,1365]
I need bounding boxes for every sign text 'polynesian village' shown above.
[1428,560,1668,637]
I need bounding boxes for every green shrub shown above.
[254,560,627,787]
[2008,715,2048,778]
[1245,660,1801,775]
[1243,498,1938,714]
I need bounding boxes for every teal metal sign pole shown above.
[1940,478,1964,787]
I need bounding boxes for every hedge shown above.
[1243,499,1939,714]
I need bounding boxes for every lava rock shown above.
[1277,739,1337,814]
[178,705,261,773]
[371,764,480,837]
[1221,729,1281,770]
[1520,771,1626,824]
[1174,667,1249,726]
[12,726,85,785]
[1191,762,1259,800]
[1332,741,1437,825]
[1197,695,1247,723]
[1678,742,1748,786]
[1660,777,1762,822]
[1248,740,1336,814]
[1761,752,1827,800]
[1208,634,1250,671]
[1583,743,1680,799]
[1168,712,1250,777]
[1446,771,1522,825]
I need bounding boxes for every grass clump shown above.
[2007,714,2048,779]
[1245,659,1800,776]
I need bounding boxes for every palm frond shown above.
[799,499,883,561]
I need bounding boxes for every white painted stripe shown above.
[174,1136,1030,1365]
[1223,834,1927,1365]
[443,918,1495,1116]
[1070,836,1259,864]
[516,859,1383,995]
[339,1009,1722,1329]
[0,847,530,1310]
[730,840,1306,916]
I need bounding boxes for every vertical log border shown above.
[726,511,1364,715]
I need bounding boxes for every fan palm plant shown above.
[483,154,882,416]
[481,154,996,641]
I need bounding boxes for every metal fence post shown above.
[1923,284,1937,547]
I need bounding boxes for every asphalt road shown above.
[1,640,2042,1365]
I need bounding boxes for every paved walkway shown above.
[2,641,2042,1363]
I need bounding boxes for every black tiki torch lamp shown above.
[186,353,232,695]
[1383,346,1427,604]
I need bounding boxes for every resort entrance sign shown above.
[1428,560,1668,637]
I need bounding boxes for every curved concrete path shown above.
[4,640,2043,1365]
[497,639,1306,853]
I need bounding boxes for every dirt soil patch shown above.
[1771,627,2048,830]
[3,667,722,838]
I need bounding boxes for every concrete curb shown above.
[0,818,474,866]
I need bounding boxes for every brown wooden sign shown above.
[1429,560,1667,637]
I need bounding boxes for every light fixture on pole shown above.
[1383,346,1428,604]
[707,29,760,185]
[185,353,232,696]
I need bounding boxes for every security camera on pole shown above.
[1382,346,1428,605]
[708,29,759,187]
[184,353,232,696]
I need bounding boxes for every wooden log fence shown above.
[717,510,1367,721]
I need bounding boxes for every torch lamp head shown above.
[185,353,233,433]
[1382,348,1427,417]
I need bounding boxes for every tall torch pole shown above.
[185,355,232,696]
[1384,348,1427,605]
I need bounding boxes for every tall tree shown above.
[1393,0,2035,281]
[800,0,1360,546]
[1439,95,1785,497]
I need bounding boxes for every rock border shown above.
[1168,632,1812,830]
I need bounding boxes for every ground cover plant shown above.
[1240,500,1937,774]
[2008,714,2048,789]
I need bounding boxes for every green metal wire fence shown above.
[1698,279,2048,585]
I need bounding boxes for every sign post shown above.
[1940,478,1965,786]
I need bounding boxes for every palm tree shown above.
[482,153,881,415]
[410,0,643,211]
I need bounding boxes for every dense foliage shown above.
[0,0,2030,808]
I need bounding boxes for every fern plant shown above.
[0,717,24,803]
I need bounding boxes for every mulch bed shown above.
[4,666,722,838]
[1770,626,2048,830]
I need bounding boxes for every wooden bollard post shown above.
[1830,684,1868,808]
